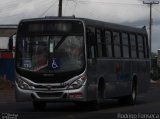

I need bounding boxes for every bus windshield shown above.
[16,20,85,73]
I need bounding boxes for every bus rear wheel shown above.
[118,82,137,105]
[33,101,46,111]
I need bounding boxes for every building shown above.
[0,25,17,81]
[0,25,17,51]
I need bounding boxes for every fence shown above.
[0,52,15,81]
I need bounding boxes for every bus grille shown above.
[36,92,63,98]
[33,85,66,91]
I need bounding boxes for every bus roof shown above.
[79,18,147,35]
[19,17,147,35]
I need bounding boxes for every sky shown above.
[0,0,160,52]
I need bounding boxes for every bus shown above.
[15,17,150,110]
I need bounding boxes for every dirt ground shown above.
[0,78,15,103]
[0,77,14,90]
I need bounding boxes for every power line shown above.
[73,0,78,15]
[0,0,18,8]
[152,8,160,20]
[0,0,54,16]
[0,0,46,11]
[78,0,145,6]
[0,0,151,17]
[153,7,160,14]
[0,0,57,18]
[64,0,69,15]
[40,0,58,17]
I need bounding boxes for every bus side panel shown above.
[97,59,134,98]
[87,59,135,100]
[86,59,118,100]
[118,60,132,96]
[131,60,150,94]
[86,59,150,101]
[96,59,118,98]
[86,60,97,100]
[136,60,150,94]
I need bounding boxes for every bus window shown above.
[138,35,144,58]
[87,29,96,59]
[105,31,112,57]
[96,29,106,57]
[122,33,129,58]
[113,32,121,58]
[130,34,137,58]
[97,29,102,57]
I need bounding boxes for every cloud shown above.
[0,0,159,52]
[0,0,55,24]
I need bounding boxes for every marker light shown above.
[68,76,86,89]
[16,77,31,90]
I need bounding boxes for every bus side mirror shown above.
[8,37,13,51]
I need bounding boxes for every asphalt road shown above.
[0,83,160,119]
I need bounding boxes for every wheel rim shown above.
[132,87,136,101]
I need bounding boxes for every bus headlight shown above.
[16,78,31,90]
[68,76,86,89]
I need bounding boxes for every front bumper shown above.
[15,82,87,102]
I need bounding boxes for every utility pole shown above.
[58,0,62,17]
[143,1,159,60]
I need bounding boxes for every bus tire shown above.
[87,78,105,110]
[118,81,137,105]
[33,101,46,111]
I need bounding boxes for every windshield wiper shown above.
[54,35,68,50]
